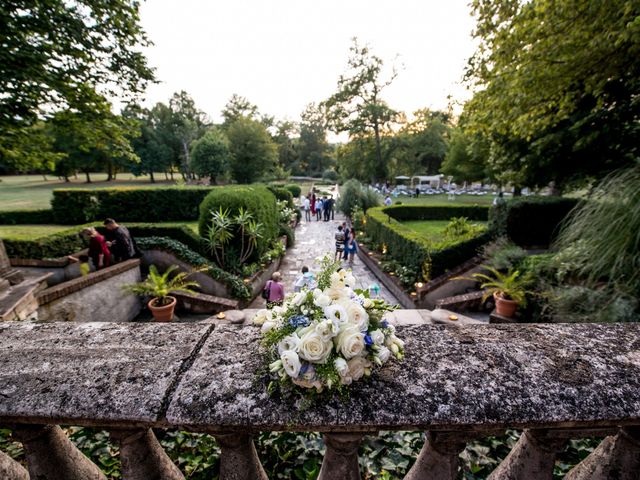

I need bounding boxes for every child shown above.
[294,266,316,292]
[68,253,91,276]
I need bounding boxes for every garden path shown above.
[249,211,399,308]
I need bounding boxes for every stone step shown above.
[435,290,486,312]
[174,291,239,314]
[0,273,52,322]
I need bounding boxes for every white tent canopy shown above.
[395,175,411,180]
[411,175,443,189]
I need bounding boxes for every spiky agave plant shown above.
[124,265,200,306]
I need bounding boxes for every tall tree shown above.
[464,0,640,191]
[323,39,399,182]
[440,128,490,184]
[298,103,333,176]
[273,120,299,174]
[169,91,208,180]
[226,117,277,184]
[190,128,231,184]
[0,0,154,159]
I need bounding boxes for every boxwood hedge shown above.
[51,187,215,224]
[284,184,302,198]
[0,209,54,225]
[382,204,489,222]
[364,206,490,280]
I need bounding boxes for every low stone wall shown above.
[37,260,142,323]
[11,251,88,286]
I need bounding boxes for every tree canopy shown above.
[226,117,277,184]
[190,129,230,183]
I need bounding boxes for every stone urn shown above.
[148,296,177,322]
[494,292,518,318]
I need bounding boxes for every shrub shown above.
[198,186,278,270]
[279,224,295,248]
[284,184,301,198]
[483,237,529,270]
[384,205,489,222]
[3,226,87,259]
[267,185,295,208]
[51,187,214,224]
[337,179,380,218]
[322,169,338,182]
[0,209,53,225]
[488,196,579,247]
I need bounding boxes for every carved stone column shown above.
[13,424,106,480]
[214,432,268,480]
[0,450,28,480]
[110,428,184,480]
[404,431,469,480]
[318,432,364,480]
[488,429,566,480]
[565,427,640,480]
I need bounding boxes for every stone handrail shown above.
[1,321,639,479]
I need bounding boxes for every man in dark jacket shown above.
[103,218,141,262]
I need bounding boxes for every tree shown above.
[298,103,333,176]
[221,94,260,126]
[190,129,231,183]
[464,0,640,191]
[273,120,298,175]
[169,91,209,180]
[226,117,277,184]
[323,39,399,181]
[440,128,490,184]
[0,0,154,158]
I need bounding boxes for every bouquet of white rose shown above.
[253,256,404,396]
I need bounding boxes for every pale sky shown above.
[139,0,477,124]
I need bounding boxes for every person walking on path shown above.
[265,272,285,307]
[79,227,111,271]
[103,218,140,263]
[303,196,311,221]
[384,195,392,207]
[294,266,316,292]
[323,196,331,221]
[342,222,350,260]
[310,192,316,217]
[345,229,358,265]
[315,198,323,221]
[334,225,346,262]
[330,195,335,220]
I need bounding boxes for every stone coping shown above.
[0,321,639,432]
[37,259,141,306]
[10,249,89,268]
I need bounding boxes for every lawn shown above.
[0,173,176,211]
[392,193,496,206]
[401,219,488,243]
[0,222,199,240]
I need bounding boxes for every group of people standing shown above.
[71,218,140,274]
[301,191,335,222]
[334,222,357,264]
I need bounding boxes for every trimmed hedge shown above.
[51,187,215,224]
[365,206,489,280]
[198,186,279,248]
[284,184,302,198]
[489,197,579,247]
[136,236,251,300]
[267,185,295,208]
[383,204,489,222]
[0,209,54,225]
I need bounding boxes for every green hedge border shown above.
[364,206,490,280]
[0,209,54,225]
[382,204,489,222]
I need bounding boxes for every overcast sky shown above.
[139,0,477,124]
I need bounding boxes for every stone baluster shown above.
[565,427,640,480]
[13,424,106,480]
[214,432,268,480]
[0,449,29,480]
[318,432,364,480]
[110,428,184,480]
[487,429,566,480]
[404,431,470,480]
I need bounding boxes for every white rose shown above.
[334,357,349,378]
[292,291,307,306]
[324,304,349,324]
[277,334,300,355]
[330,271,344,288]
[280,350,301,378]
[363,298,373,309]
[335,326,365,359]
[272,305,286,316]
[342,301,369,331]
[314,293,332,308]
[369,329,385,346]
[344,272,356,288]
[315,319,339,341]
[298,331,333,363]
[347,356,372,381]
[375,346,391,364]
[324,286,348,302]
[261,320,277,333]
[252,309,272,326]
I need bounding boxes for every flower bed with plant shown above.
[253,257,404,399]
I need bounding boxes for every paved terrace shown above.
[0,320,639,479]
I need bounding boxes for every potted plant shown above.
[471,266,530,318]
[124,265,200,322]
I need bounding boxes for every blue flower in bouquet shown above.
[364,334,373,346]
[288,315,310,328]
[381,320,389,328]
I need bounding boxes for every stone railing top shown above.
[1,321,639,432]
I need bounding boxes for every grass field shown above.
[401,220,488,243]
[0,173,176,211]
[391,194,496,206]
[0,221,199,240]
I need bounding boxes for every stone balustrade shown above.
[1,320,640,479]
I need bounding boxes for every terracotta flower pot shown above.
[494,292,518,318]
[148,296,176,322]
